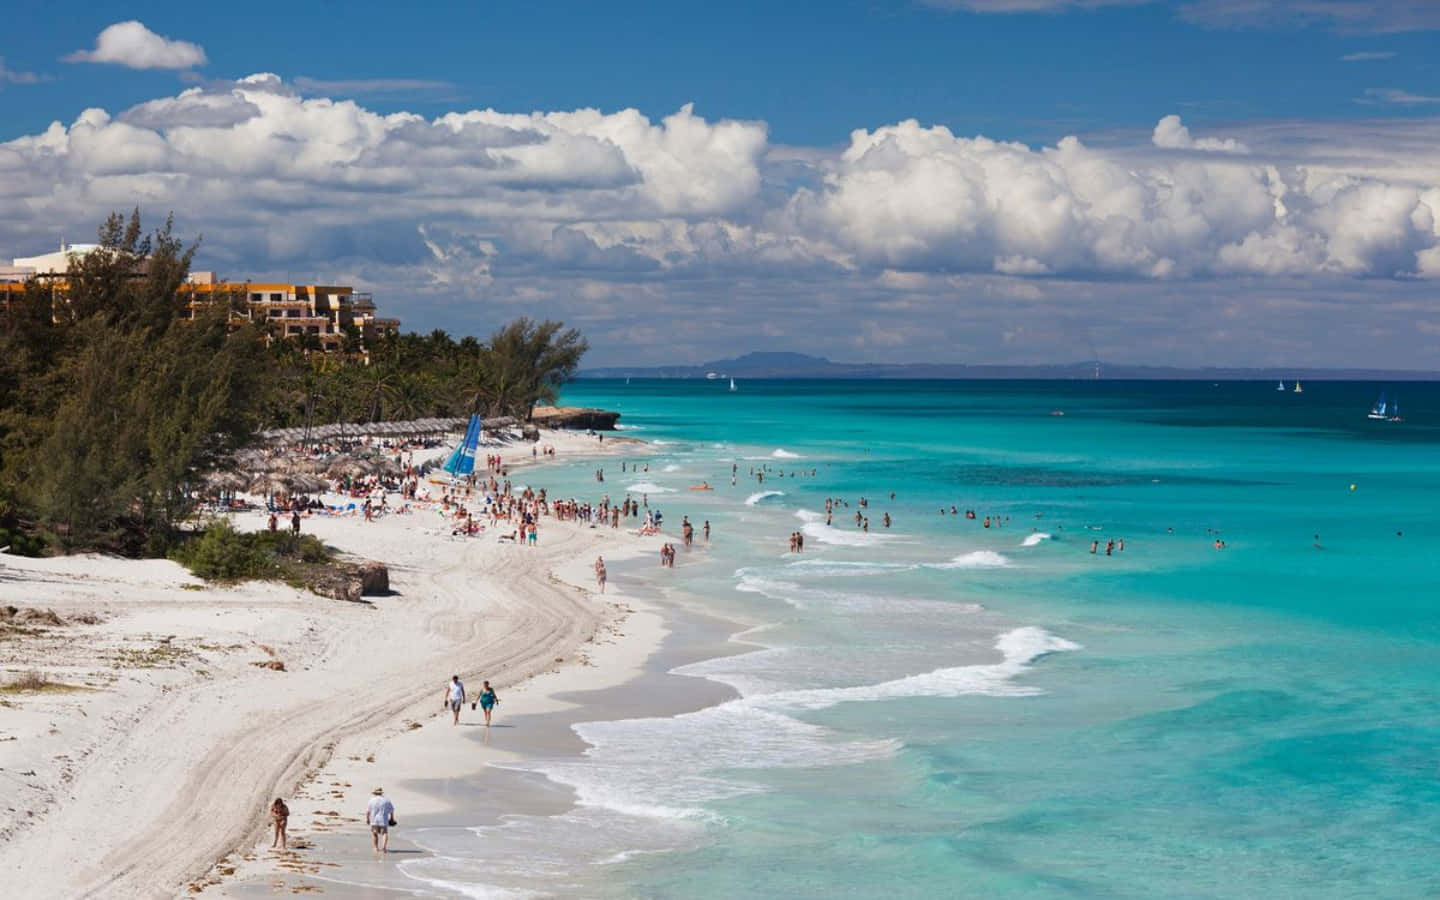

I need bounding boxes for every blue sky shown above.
[4,2,1440,367]
[6,1,1438,146]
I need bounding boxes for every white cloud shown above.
[63,21,207,70]
[121,88,261,129]
[1359,87,1440,105]
[0,57,48,86]
[4,76,1440,366]
[1151,114,1250,152]
[782,116,1435,280]
[1340,51,1398,61]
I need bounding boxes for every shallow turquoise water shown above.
[413,380,1440,898]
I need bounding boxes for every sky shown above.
[3,1,1440,368]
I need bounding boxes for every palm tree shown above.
[383,373,433,421]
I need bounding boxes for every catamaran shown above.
[729,377,737,392]
[1277,380,1285,391]
[432,413,482,482]
[1293,380,1303,393]
[1368,393,1389,421]
[1388,398,1404,423]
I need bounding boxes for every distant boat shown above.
[1277,380,1285,391]
[729,377,737,392]
[1293,380,1303,393]
[1389,398,1404,423]
[1368,392,1388,420]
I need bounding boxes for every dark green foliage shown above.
[0,211,588,556]
[170,519,331,582]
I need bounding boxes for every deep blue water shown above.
[414,379,1440,898]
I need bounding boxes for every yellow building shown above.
[1,245,400,353]
[180,280,401,353]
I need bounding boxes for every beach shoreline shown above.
[0,427,660,899]
[215,568,757,898]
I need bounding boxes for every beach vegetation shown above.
[0,211,589,556]
[170,519,332,583]
[0,670,86,693]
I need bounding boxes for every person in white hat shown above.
[366,787,395,854]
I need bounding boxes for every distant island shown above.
[581,351,1440,381]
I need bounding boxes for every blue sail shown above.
[443,414,482,476]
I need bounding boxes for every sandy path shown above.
[1,489,651,898]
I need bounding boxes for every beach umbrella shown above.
[294,474,330,494]
[249,472,294,496]
[204,471,249,493]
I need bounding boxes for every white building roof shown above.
[12,243,101,275]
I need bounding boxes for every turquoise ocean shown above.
[408,379,1440,898]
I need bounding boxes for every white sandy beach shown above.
[0,429,668,899]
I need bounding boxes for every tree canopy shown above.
[0,211,590,554]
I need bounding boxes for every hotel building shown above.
[1,243,401,354]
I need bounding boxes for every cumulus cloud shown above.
[3,76,1440,366]
[781,116,1435,280]
[1151,114,1250,152]
[64,21,207,70]
[121,88,262,129]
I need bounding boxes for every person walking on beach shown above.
[270,797,289,849]
[443,675,466,725]
[595,556,607,593]
[477,681,499,726]
[291,510,301,534]
[366,787,395,855]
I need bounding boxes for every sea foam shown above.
[745,490,786,505]
[626,482,674,494]
[1021,532,1053,547]
[771,448,801,459]
[926,550,1011,569]
[794,510,897,546]
[752,626,1080,710]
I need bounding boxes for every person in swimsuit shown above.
[270,797,289,849]
[478,680,499,726]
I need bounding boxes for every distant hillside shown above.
[580,352,1440,381]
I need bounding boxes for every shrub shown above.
[171,520,273,581]
[171,520,333,583]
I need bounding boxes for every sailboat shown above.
[1293,380,1303,393]
[1388,398,1404,423]
[1277,380,1285,391]
[1368,393,1388,421]
[729,377,737,392]
[433,413,482,482]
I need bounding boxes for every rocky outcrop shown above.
[357,561,389,595]
[529,406,621,431]
[306,560,390,603]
